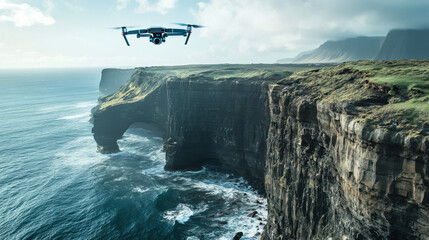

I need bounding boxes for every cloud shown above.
[194,0,429,54]
[135,0,177,14]
[0,1,55,27]
[43,0,54,14]
[117,0,129,10]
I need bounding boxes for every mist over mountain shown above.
[282,37,385,63]
[281,29,429,63]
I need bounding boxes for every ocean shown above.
[0,69,266,240]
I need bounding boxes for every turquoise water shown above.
[0,69,266,240]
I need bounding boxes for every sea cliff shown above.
[92,61,429,239]
[264,60,429,239]
[99,68,134,95]
[92,64,303,191]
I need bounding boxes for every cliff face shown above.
[99,68,134,95]
[264,61,429,239]
[291,37,385,64]
[164,77,273,190]
[92,64,297,191]
[92,61,429,239]
[375,29,429,60]
[92,69,168,153]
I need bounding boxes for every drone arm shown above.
[165,32,186,36]
[137,34,151,38]
[165,28,187,33]
[122,32,130,46]
[184,31,191,45]
[126,29,148,35]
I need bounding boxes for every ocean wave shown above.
[40,101,95,114]
[186,237,200,240]
[39,104,71,113]
[75,101,96,109]
[145,148,165,162]
[132,187,149,193]
[163,203,205,224]
[56,113,89,120]
[53,136,107,167]
[113,176,127,182]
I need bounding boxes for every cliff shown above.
[92,61,429,239]
[99,68,134,95]
[290,37,385,64]
[92,64,308,190]
[375,29,429,60]
[92,68,168,153]
[264,60,429,239]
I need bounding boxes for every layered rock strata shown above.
[264,61,429,239]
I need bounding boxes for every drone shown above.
[111,23,204,46]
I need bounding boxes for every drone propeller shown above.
[109,26,138,30]
[173,23,205,28]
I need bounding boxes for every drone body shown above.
[113,23,203,46]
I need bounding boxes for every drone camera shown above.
[153,38,162,45]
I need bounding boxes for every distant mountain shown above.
[282,28,429,63]
[276,57,294,63]
[291,36,385,63]
[375,29,429,60]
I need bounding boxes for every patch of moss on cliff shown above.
[98,69,167,111]
[281,60,429,134]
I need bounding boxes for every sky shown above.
[0,0,429,68]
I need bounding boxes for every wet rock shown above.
[232,232,243,240]
[248,211,258,218]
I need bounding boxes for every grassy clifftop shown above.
[282,60,429,135]
[97,61,428,136]
[98,64,321,111]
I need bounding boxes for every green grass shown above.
[279,60,429,134]
[348,60,429,131]
[98,69,167,111]
[97,63,322,111]
[138,64,323,80]
[350,60,429,94]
